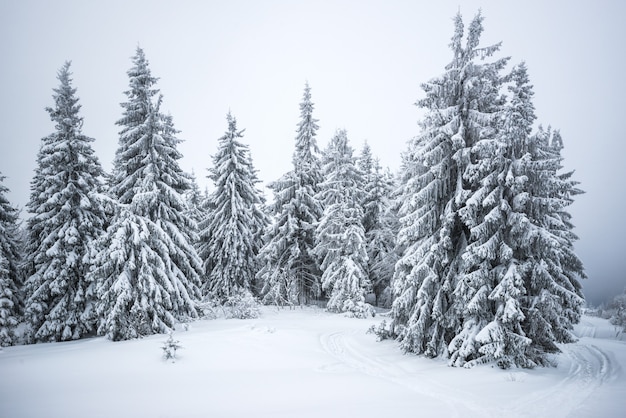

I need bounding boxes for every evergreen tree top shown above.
[46,61,84,134]
[358,141,373,170]
[186,169,203,208]
[117,47,159,131]
[293,82,320,169]
[320,129,362,206]
[36,61,102,184]
[448,11,502,68]
[112,49,191,210]
[503,62,537,158]
[0,173,19,225]
[209,112,261,193]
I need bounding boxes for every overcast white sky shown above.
[1,0,624,305]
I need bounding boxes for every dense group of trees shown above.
[376,12,584,368]
[0,12,586,368]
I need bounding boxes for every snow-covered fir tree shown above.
[0,174,22,346]
[198,113,268,301]
[91,48,202,340]
[258,82,323,305]
[357,143,377,233]
[23,62,106,342]
[519,124,585,363]
[357,143,398,307]
[387,12,508,362]
[185,170,205,228]
[315,129,372,317]
[257,171,301,306]
[608,290,626,334]
[447,62,537,367]
[382,13,585,368]
[450,63,585,368]
[196,186,215,287]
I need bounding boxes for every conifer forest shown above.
[0,11,590,371]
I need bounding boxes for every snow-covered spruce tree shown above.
[384,12,585,368]
[315,129,372,317]
[257,82,323,305]
[0,174,23,346]
[384,12,509,361]
[185,170,205,229]
[196,187,214,287]
[198,113,268,301]
[91,48,202,341]
[453,63,585,368]
[257,171,302,306]
[608,290,626,334]
[23,62,106,342]
[184,171,207,293]
[357,143,377,234]
[518,124,585,363]
[447,63,538,367]
[357,143,398,307]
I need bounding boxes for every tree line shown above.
[0,12,584,368]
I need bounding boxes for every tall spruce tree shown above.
[258,82,323,305]
[91,48,202,340]
[23,62,106,342]
[447,62,536,367]
[257,171,302,306]
[383,14,585,368]
[0,174,22,346]
[357,143,398,307]
[315,130,371,317]
[452,66,585,367]
[386,12,509,361]
[198,113,268,300]
[185,170,205,228]
[184,170,205,268]
[519,125,585,363]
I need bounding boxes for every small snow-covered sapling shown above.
[161,331,182,362]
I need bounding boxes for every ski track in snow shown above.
[507,342,618,418]
[318,323,621,418]
[319,330,488,417]
[1,311,622,418]
[576,319,598,338]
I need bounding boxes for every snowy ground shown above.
[1,308,624,418]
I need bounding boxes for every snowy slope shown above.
[1,308,623,418]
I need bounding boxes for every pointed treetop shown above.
[56,60,72,86]
[506,62,537,141]
[465,9,484,52]
[294,82,320,168]
[122,46,159,107]
[359,141,373,166]
[450,11,465,58]
[46,61,82,132]
[226,111,237,133]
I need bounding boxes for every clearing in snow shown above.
[0,308,623,418]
